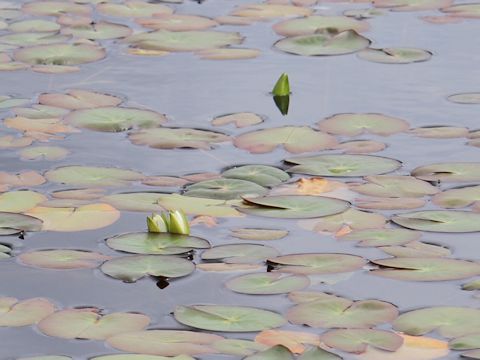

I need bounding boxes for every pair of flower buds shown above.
[147,210,190,235]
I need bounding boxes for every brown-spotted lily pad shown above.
[273,16,369,37]
[0,297,55,326]
[129,128,230,149]
[14,43,106,66]
[18,250,110,269]
[358,48,432,64]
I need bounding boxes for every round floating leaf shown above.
[184,179,267,200]
[39,89,122,110]
[338,228,421,247]
[222,165,290,187]
[0,170,45,191]
[129,128,230,149]
[433,186,480,209]
[374,0,452,11]
[267,253,366,275]
[201,244,279,264]
[358,48,431,64]
[61,22,132,40]
[442,3,480,18]
[409,126,468,138]
[462,350,480,359]
[371,257,480,281]
[318,113,409,136]
[0,32,68,46]
[17,356,72,360]
[45,166,143,187]
[381,241,449,257]
[137,15,217,31]
[25,204,120,232]
[0,190,46,212]
[125,30,243,52]
[356,197,426,210]
[255,330,321,354]
[19,146,69,161]
[273,16,369,37]
[448,93,480,104]
[287,293,398,328]
[231,4,313,19]
[38,308,149,340]
[336,140,386,154]
[0,212,42,235]
[18,250,110,269]
[234,126,337,154]
[14,43,106,66]
[52,188,105,200]
[393,307,480,338]
[174,305,286,332]
[212,113,263,128]
[275,30,370,56]
[197,263,263,272]
[392,210,480,232]
[321,329,403,353]
[31,64,80,74]
[226,273,310,294]
[66,107,167,132]
[101,255,195,282]
[287,154,401,177]
[239,195,349,219]
[344,8,385,18]
[22,1,91,16]
[9,19,60,33]
[97,1,173,17]
[213,339,268,356]
[449,333,480,350]
[0,96,30,109]
[12,105,68,119]
[0,297,55,326]
[412,163,480,182]
[244,345,294,360]
[231,228,289,240]
[298,347,341,359]
[106,330,222,356]
[92,356,194,360]
[106,232,210,255]
[352,175,439,198]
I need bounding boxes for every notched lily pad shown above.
[0,297,55,326]
[222,165,290,187]
[412,163,480,182]
[226,273,310,294]
[338,228,421,247]
[318,113,409,136]
[358,48,432,64]
[201,243,279,264]
[0,212,42,235]
[231,228,289,240]
[38,89,122,110]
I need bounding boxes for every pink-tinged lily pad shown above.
[61,22,132,40]
[106,330,222,356]
[226,273,310,294]
[137,15,217,31]
[336,140,386,154]
[0,96,30,109]
[442,3,480,18]
[201,244,279,264]
[31,65,80,74]
[267,253,366,275]
[0,135,33,148]
[409,126,469,138]
[174,305,286,332]
[374,0,453,11]
[18,249,110,269]
[0,190,46,213]
[22,1,90,16]
[0,212,42,235]
[321,329,403,353]
[255,330,321,354]
[19,146,70,161]
[273,16,369,37]
[379,241,451,258]
[101,255,195,282]
[351,175,439,198]
[25,204,120,232]
[45,166,144,187]
[66,107,167,132]
[338,228,421,247]
[39,89,122,110]
[318,113,409,136]
[358,48,432,64]
[355,197,426,210]
[287,292,398,328]
[97,1,173,17]
[129,128,230,149]
[52,188,104,200]
[371,257,480,281]
[432,186,480,209]
[231,228,289,240]
[244,345,294,359]
[4,116,78,140]
[212,112,263,128]
[213,339,268,356]
[125,30,243,52]
[14,43,106,66]
[392,210,480,232]
[13,105,69,119]
[393,306,480,337]
[38,308,149,340]
[0,297,55,326]
[230,4,313,19]
[234,126,337,154]
[412,163,480,182]
[448,93,480,104]
[0,171,45,191]
[275,30,370,56]
[185,179,267,200]
[196,48,260,60]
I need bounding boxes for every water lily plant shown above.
[147,210,190,235]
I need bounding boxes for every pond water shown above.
[1,0,480,359]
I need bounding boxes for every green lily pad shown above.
[318,113,409,136]
[337,228,421,247]
[450,333,480,350]
[352,175,439,198]
[358,48,432,64]
[392,210,480,232]
[106,232,210,255]
[66,107,167,132]
[239,195,349,219]
[184,179,267,200]
[129,128,230,149]
[409,126,468,138]
[298,347,342,360]
[13,105,69,118]
[286,154,401,177]
[231,228,289,240]
[412,163,480,182]
[38,89,122,110]
[448,93,480,104]
[97,1,173,17]
[344,8,385,18]
[442,3,480,18]
[9,19,60,33]
[432,186,480,209]
[371,257,480,281]
[18,250,110,269]
[299,209,387,233]
[0,96,30,109]
[234,126,337,154]
[267,253,366,275]
[393,306,480,337]
[201,244,279,264]
[273,16,369,37]
[61,22,132,40]
[287,292,398,328]
[174,305,286,332]
[19,146,69,161]
[137,14,217,32]
[14,43,106,66]
[45,166,144,187]
[226,273,310,294]
[213,339,268,356]
[321,329,403,353]
[244,345,294,360]
[275,30,370,56]
[106,330,222,356]
[125,30,243,52]
[0,190,46,212]
[0,212,42,235]
[379,241,451,258]
[222,165,290,187]
[101,255,195,282]
[0,297,55,326]
[38,308,150,340]
[0,32,69,46]
[22,1,91,16]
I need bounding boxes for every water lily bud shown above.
[168,209,190,235]
[272,73,290,96]
[147,213,168,233]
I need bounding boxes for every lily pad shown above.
[106,232,210,255]
[201,244,279,263]
[0,243,11,259]
[321,329,403,353]
[91,356,194,360]
[129,128,230,149]
[0,297,55,326]
[275,30,370,56]
[298,347,342,359]
[409,126,468,138]
[22,1,91,16]
[338,228,421,247]
[222,165,290,187]
[66,107,167,132]
[184,179,267,200]
[212,113,264,128]
[0,190,46,213]
[231,228,289,240]
[374,0,452,11]
[239,195,349,219]
[14,43,106,66]
[226,273,310,294]
[9,19,60,33]
[463,350,480,359]
[38,308,150,340]
[19,146,69,161]
[432,185,480,209]
[244,345,294,360]
[442,3,480,18]
[358,48,432,64]
[451,334,480,350]
[286,154,401,177]
[351,175,439,198]
[411,163,480,182]
[231,4,313,19]
[0,171,45,191]
[45,166,144,187]
[18,250,110,269]
[0,96,30,109]
[213,339,268,356]
[255,330,321,354]
[448,93,480,104]
[273,16,369,37]
[61,22,133,40]
[0,212,42,235]
[379,241,451,258]
[336,140,386,154]
[137,15,217,31]
[97,1,173,17]
[318,113,409,136]
[101,255,195,282]
[38,89,122,110]
[234,126,337,154]
[174,305,286,332]
[391,210,480,232]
